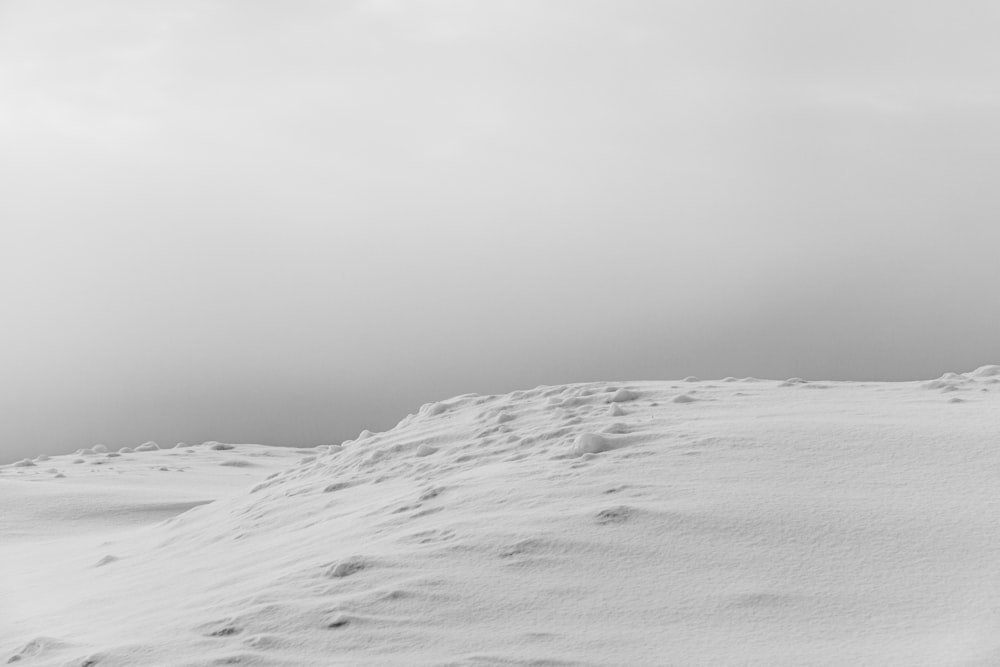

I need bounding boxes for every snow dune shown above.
[4,367,1000,666]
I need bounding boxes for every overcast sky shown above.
[2,0,999,462]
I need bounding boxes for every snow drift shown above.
[4,367,1000,665]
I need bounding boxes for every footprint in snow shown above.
[326,555,371,578]
[6,637,71,664]
[595,505,635,524]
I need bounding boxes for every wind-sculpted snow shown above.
[4,372,1000,665]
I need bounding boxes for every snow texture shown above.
[3,370,1000,665]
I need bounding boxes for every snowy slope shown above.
[4,368,1000,666]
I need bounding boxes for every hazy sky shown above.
[2,0,999,462]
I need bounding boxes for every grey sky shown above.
[2,1,999,462]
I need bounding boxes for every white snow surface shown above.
[4,368,1000,665]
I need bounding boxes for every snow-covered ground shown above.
[4,368,1000,666]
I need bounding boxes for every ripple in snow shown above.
[326,614,351,629]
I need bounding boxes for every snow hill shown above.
[4,367,1000,666]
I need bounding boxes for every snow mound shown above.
[607,388,639,403]
[571,432,619,455]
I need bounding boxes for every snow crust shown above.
[4,370,1000,665]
